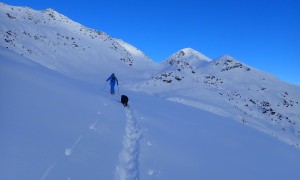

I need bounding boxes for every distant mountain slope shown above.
[0,2,159,82]
[132,52,300,148]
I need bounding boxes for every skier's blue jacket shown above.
[106,73,118,94]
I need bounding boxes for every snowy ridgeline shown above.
[0,2,154,82]
[1,3,300,179]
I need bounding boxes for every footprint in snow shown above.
[148,169,154,176]
[147,168,160,177]
[115,107,142,180]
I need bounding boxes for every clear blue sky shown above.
[2,0,300,85]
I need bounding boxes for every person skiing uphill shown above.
[106,73,119,95]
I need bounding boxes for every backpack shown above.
[111,75,116,82]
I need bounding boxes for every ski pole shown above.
[103,81,108,90]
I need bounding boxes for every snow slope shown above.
[0,2,161,83]
[1,47,300,180]
[1,3,300,180]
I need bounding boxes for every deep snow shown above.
[1,46,300,180]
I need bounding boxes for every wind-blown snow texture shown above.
[1,3,300,180]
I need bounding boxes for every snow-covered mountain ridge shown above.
[0,2,157,82]
[142,54,300,147]
[1,2,300,150]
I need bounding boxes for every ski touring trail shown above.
[115,107,142,180]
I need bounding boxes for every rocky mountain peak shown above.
[212,54,251,72]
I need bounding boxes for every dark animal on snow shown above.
[121,95,129,107]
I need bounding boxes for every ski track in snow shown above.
[115,107,142,180]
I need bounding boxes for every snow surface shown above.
[1,3,300,180]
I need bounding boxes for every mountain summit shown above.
[165,47,211,67]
